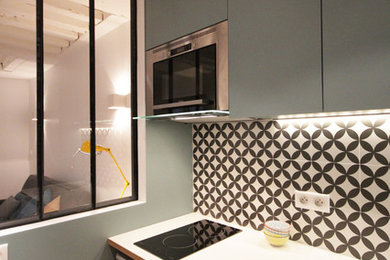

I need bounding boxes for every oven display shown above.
[170,44,192,56]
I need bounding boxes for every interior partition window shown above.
[0,0,137,229]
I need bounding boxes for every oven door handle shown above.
[153,99,206,110]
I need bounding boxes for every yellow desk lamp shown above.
[74,140,130,198]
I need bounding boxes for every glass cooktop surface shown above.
[134,219,241,260]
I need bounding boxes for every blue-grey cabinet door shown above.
[145,0,227,50]
[323,0,390,112]
[229,0,322,118]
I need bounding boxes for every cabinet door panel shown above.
[145,0,227,50]
[229,0,322,118]
[323,0,390,111]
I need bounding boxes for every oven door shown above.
[152,44,216,115]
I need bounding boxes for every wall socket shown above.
[295,190,330,213]
[0,243,8,260]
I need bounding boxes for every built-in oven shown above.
[146,21,228,116]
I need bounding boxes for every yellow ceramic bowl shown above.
[264,232,289,246]
[264,229,289,238]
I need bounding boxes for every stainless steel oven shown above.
[146,21,228,116]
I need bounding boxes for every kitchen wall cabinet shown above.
[228,0,322,118]
[323,0,390,112]
[145,0,389,119]
[145,0,227,50]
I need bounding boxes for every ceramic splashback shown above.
[192,114,389,260]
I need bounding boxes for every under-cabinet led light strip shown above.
[276,109,390,120]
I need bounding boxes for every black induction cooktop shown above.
[134,219,241,260]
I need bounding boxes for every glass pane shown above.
[172,52,197,101]
[153,60,170,105]
[198,45,216,105]
[152,44,217,115]
[95,0,132,204]
[43,0,91,216]
[153,45,216,107]
[0,0,38,226]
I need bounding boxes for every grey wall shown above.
[0,121,193,260]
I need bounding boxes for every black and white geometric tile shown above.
[193,115,390,260]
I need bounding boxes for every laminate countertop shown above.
[108,213,355,260]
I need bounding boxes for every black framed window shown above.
[0,0,137,230]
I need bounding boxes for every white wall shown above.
[0,78,35,198]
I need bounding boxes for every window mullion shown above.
[36,0,44,220]
[89,0,96,209]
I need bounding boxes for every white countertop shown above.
[108,213,355,260]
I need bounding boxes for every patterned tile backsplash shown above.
[192,115,390,260]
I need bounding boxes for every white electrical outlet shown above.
[0,243,8,260]
[295,190,330,213]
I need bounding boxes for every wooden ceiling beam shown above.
[44,14,89,34]
[1,0,89,33]
[0,24,70,48]
[1,57,24,72]
[68,0,129,19]
[1,0,105,24]
[0,14,79,41]
[0,36,62,54]
[43,0,105,23]
[67,0,89,6]
[0,56,15,71]
[0,45,36,63]
[0,44,57,64]
[0,0,127,79]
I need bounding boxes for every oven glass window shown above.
[153,44,216,114]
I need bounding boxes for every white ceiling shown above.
[0,0,130,79]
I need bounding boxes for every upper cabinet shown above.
[228,0,322,118]
[145,0,227,50]
[323,0,390,112]
[144,0,390,120]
